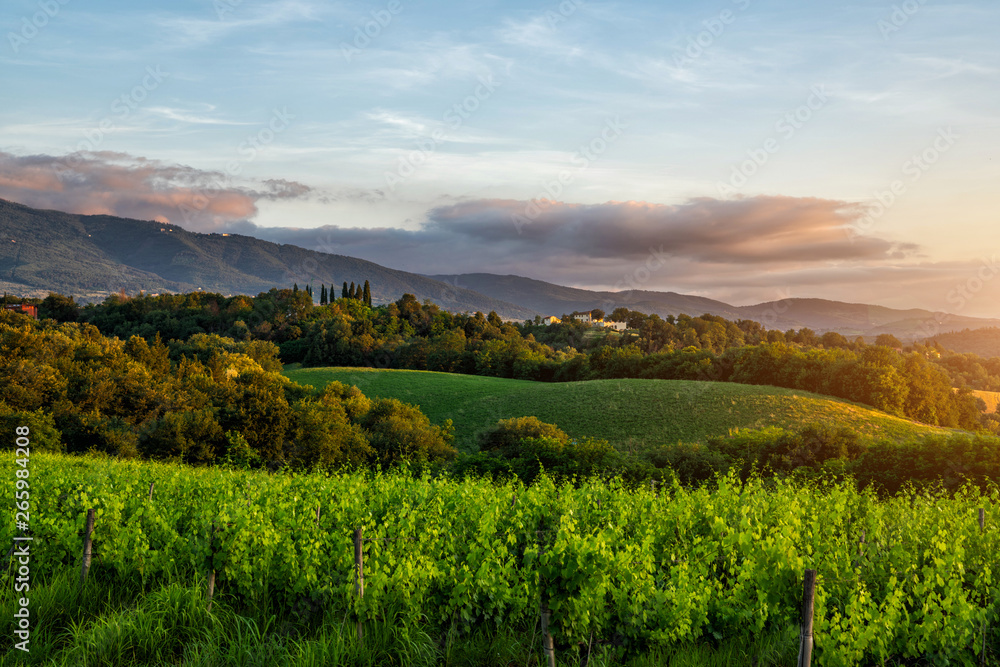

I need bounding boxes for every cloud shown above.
[0,150,312,230]
[248,195,916,268]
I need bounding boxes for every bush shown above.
[478,416,569,455]
[0,403,63,453]
[360,398,457,467]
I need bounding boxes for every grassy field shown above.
[971,389,1000,413]
[283,366,951,451]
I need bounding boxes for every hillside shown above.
[429,272,1000,339]
[423,273,745,321]
[283,367,952,451]
[922,327,1000,358]
[0,198,534,318]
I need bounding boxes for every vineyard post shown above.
[538,538,556,667]
[979,508,985,533]
[315,505,321,527]
[859,529,866,556]
[206,521,216,612]
[540,602,556,667]
[80,508,95,587]
[354,527,364,641]
[148,482,155,501]
[797,569,816,667]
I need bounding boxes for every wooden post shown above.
[979,508,985,533]
[859,529,866,556]
[315,505,321,527]
[651,479,658,496]
[206,522,216,612]
[797,569,817,667]
[148,482,155,501]
[540,602,556,667]
[511,494,517,509]
[80,508,95,586]
[354,527,364,640]
[538,538,556,667]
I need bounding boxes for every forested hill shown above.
[429,273,1000,339]
[0,198,534,319]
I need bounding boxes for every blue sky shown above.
[2,0,999,314]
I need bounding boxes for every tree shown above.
[363,280,372,307]
[349,282,356,299]
[875,333,903,349]
[39,293,79,322]
[590,308,605,321]
[293,283,299,294]
[342,282,349,299]
[360,398,456,466]
[479,416,569,455]
[320,284,327,306]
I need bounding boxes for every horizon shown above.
[2,0,999,316]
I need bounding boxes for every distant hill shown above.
[6,197,1000,338]
[429,273,1000,339]
[923,327,1000,358]
[424,273,745,321]
[284,366,952,451]
[0,199,535,318]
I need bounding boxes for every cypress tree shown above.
[349,282,356,299]
[293,283,299,293]
[320,284,327,305]
[363,280,371,307]
[342,282,349,299]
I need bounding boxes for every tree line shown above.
[17,289,994,431]
[0,309,455,469]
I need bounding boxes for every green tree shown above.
[360,397,456,466]
[39,293,79,322]
[363,280,372,307]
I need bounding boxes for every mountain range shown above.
[3,197,999,340]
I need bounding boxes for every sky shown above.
[1,0,999,315]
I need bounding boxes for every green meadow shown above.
[283,366,951,451]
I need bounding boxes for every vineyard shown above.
[3,452,999,666]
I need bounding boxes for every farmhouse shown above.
[4,304,38,318]
[542,312,627,331]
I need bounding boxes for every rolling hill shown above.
[428,273,1000,339]
[0,198,535,318]
[283,366,952,452]
[7,196,1000,340]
